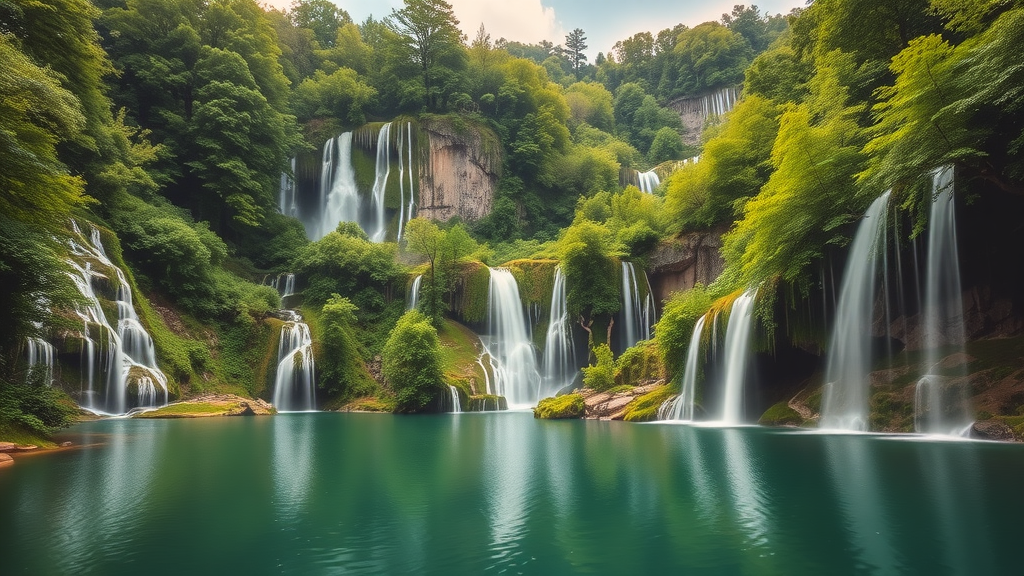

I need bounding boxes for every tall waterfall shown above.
[273,311,316,412]
[664,315,707,421]
[279,157,297,218]
[820,192,891,431]
[541,267,576,397]
[67,222,168,413]
[637,170,660,193]
[620,262,656,351]
[396,122,416,240]
[319,132,360,239]
[407,275,423,310]
[481,268,541,407]
[916,166,971,435]
[403,122,416,237]
[370,122,393,242]
[720,290,757,424]
[25,337,56,386]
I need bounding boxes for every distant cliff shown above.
[667,86,740,147]
[416,116,501,223]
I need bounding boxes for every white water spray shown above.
[720,290,757,424]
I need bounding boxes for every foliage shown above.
[564,28,588,78]
[582,344,616,391]
[318,294,375,398]
[293,225,402,313]
[382,310,445,413]
[291,67,376,124]
[558,220,620,326]
[614,340,664,386]
[0,375,78,439]
[403,218,479,326]
[655,285,713,379]
[386,0,467,111]
[534,393,585,419]
[672,22,752,96]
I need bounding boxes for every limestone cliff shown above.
[416,117,501,223]
[647,228,727,305]
[667,86,740,147]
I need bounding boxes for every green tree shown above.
[565,28,588,78]
[559,220,620,341]
[387,0,467,110]
[289,0,349,48]
[383,310,445,413]
[319,294,374,398]
[291,67,376,124]
[649,126,684,163]
[673,22,752,96]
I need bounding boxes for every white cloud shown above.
[448,0,566,47]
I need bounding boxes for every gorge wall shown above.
[415,117,501,223]
[667,86,741,147]
[647,228,727,306]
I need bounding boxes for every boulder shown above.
[0,442,15,453]
[0,453,13,467]
[971,420,1016,441]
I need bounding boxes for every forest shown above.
[2,0,1023,442]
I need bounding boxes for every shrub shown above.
[582,344,616,391]
[534,394,585,419]
[382,311,446,413]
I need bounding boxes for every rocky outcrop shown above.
[667,86,740,147]
[647,229,726,305]
[416,117,500,223]
[579,383,664,420]
[133,394,275,418]
[971,420,1016,441]
[0,453,12,468]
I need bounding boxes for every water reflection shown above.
[272,414,314,520]
[721,428,772,554]
[483,414,532,569]
[824,435,900,574]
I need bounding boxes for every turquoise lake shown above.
[1,412,1021,575]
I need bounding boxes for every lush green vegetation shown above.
[2,0,1023,434]
[534,394,585,419]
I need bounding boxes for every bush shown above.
[655,285,713,379]
[534,394,585,419]
[319,294,375,399]
[582,344,616,391]
[0,377,78,439]
[382,311,446,413]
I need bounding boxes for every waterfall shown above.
[25,337,56,386]
[319,132,360,239]
[407,275,422,310]
[916,166,971,435]
[279,157,297,217]
[405,122,416,233]
[637,170,660,194]
[541,267,576,397]
[720,290,757,424]
[820,192,891,431]
[481,268,541,407]
[448,385,462,413]
[273,311,316,411]
[370,123,393,242]
[67,222,168,413]
[667,315,707,421]
[281,273,296,298]
[620,262,656,351]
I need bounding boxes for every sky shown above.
[263,0,809,60]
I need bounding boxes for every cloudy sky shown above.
[263,0,808,60]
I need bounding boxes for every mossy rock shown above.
[467,394,507,411]
[622,384,677,422]
[534,394,585,419]
[758,401,802,426]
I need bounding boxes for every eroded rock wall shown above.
[416,118,500,223]
[647,228,727,306]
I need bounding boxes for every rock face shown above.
[416,118,500,223]
[667,86,741,147]
[647,229,726,305]
[971,420,1016,441]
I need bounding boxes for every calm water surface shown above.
[1,412,1021,575]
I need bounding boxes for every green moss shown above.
[134,402,233,417]
[869,391,914,432]
[438,319,486,393]
[606,385,634,394]
[758,401,802,426]
[455,262,491,323]
[534,394,585,419]
[0,424,59,448]
[505,259,557,311]
[622,384,677,422]
[615,340,664,386]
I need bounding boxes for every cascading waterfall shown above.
[700,86,738,117]
[370,122,393,242]
[395,122,416,241]
[637,170,660,193]
[916,166,972,435]
[273,311,316,412]
[481,268,541,407]
[820,192,891,431]
[319,132,360,239]
[663,315,707,421]
[279,157,297,217]
[620,262,656,351]
[407,275,422,310]
[541,267,576,397]
[404,122,416,233]
[25,337,56,386]
[67,222,168,413]
[448,385,462,413]
[720,290,757,424]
